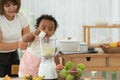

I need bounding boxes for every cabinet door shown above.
[109,57,120,67]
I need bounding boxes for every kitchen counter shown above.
[12,77,22,80]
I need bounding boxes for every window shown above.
[21,0,120,43]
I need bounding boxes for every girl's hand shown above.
[33,29,41,41]
[35,35,40,41]
[33,29,41,35]
[22,32,35,42]
[19,41,28,50]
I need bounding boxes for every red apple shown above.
[56,64,64,70]
[117,42,120,47]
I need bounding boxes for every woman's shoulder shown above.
[15,12,30,27]
[0,15,4,19]
[16,12,28,18]
[0,15,5,26]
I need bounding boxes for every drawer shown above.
[70,57,106,68]
[109,58,120,67]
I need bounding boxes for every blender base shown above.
[38,61,58,79]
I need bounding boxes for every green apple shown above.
[66,74,75,80]
[64,61,74,70]
[59,69,69,78]
[76,70,82,77]
[77,63,85,70]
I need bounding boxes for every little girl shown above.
[18,14,58,77]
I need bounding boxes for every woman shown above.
[0,0,30,77]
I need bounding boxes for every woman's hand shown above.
[19,41,28,50]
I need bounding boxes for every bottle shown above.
[80,43,88,53]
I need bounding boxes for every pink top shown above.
[19,51,40,76]
[19,40,41,76]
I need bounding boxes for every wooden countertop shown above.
[59,53,120,57]
[0,76,105,80]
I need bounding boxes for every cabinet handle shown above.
[86,57,91,61]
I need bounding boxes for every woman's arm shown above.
[0,25,30,51]
[19,25,30,50]
[22,25,30,36]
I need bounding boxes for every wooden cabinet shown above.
[108,57,120,67]
[59,53,120,71]
[80,25,120,71]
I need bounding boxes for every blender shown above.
[38,36,58,80]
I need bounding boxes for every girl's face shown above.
[38,19,55,38]
[3,1,17,20]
